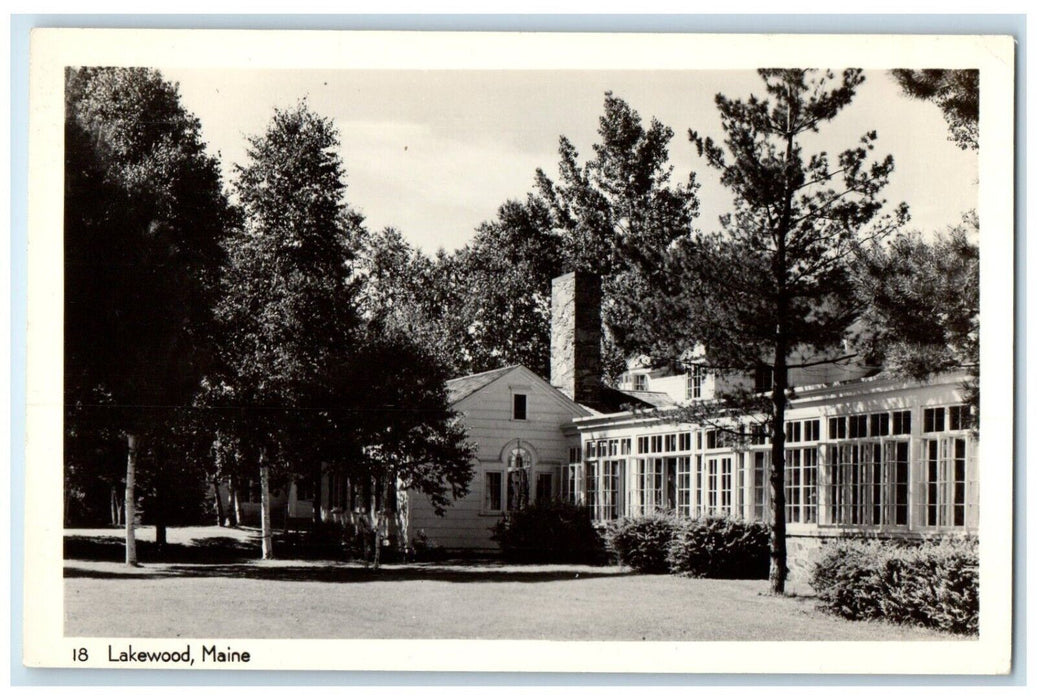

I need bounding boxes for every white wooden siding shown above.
[408,366,583,550]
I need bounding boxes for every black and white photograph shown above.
[23,29,1015,674]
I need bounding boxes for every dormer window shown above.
[513,393,527,420]
[687,364,706,399]
[634,374,648,391]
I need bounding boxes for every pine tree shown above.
[656,70,907,593]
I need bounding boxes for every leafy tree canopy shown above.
[65,67,231,424]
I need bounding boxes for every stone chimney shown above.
[550,271,603,407]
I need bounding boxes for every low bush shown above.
[810,536,978,635]
[491,501,607,564]
[606,512,680,573]
[666,516,770,579]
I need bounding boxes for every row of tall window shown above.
[569,404,975,530]
[588,409,937,455]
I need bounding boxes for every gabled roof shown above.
[446,364,594,419]
[445,365,521,404]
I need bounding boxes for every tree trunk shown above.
[124,433,138,567]
[768,356,789,595]
[213,476,225,527]
[154,479,167,550]
[311,462,323,526]
[371,476,381,569]
[110,485,123,526]
[228,473,240,527]
[259,451,273,560]
[767,106,795,596]
[396,476,410,561]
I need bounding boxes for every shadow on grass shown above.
[65,534,261,564]
[63,532,368,564]
[63,563,633,584]
[64,533,631,584]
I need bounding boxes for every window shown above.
[785,421,802,444]
[826,441,909,527]
[634,374,648,391]
[561,464,580,505]
[784,448,818,524]
[569,446,582,464]
[687,364,706,399]
[870,412,890,437]
[484,472,503,512]
[676,456,693,517]
[506,447,532,510]
[848,414,868,438]
[750,424,769,446]
[752,451,769,522]
[535,473,553,503]
[665,434,677,452]
[295,479,313,501]
[949,405,970,431]
[512,393,527,420]
[892,410,911,435]
[701,456,734,516]
[587,459,624,521]
[635,457,677,515]
[923,437,968,527]
[828,416,847,440]
[679,432,692,451]
[694,455,704,515]
[923,407,946,433]
[621,438,632,455]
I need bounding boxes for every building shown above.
[406,271,979,577]
[275,271,976,577]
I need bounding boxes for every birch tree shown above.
[216,102,362,559]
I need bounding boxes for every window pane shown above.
[485,472,502,511]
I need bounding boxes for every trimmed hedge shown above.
[606,512,680,573]
[810,536,978,635]
[490,501,607,564]
[666,516,771,579]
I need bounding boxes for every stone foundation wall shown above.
[785,534,832,592]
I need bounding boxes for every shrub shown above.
[606,512,680,573]
[491,501,607,564]
[810,536,978,635]
[411,529,448,562]
[666,516,770,579]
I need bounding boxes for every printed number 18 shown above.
[73,648,88,662]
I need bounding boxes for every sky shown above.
[160,68,978,253]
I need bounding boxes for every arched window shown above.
[507,446,533,511]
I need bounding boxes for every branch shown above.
[785,353,858,370]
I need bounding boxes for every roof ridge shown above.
[445,364,521,384]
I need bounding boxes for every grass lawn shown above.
[65,526,954,641]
